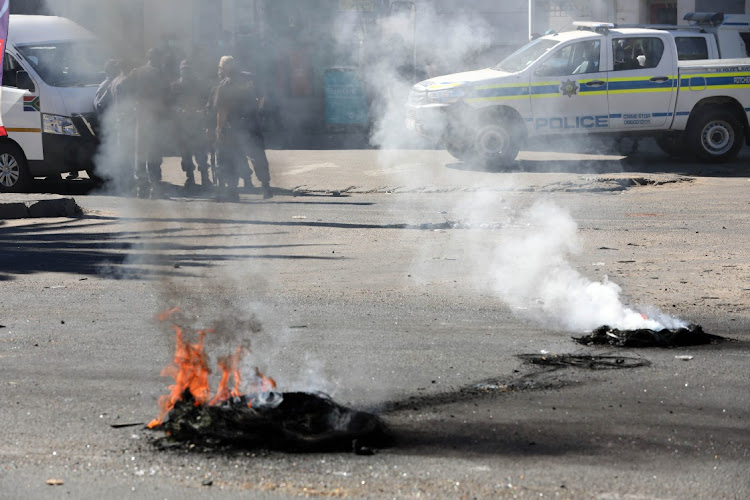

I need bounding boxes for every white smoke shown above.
[492,200,687,332]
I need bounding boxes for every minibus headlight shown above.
[43,114,80,136]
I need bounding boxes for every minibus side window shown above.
[3,53,35,92]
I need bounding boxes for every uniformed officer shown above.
[211,55,245,202]
[172,59,211,189]
[110,59,137,194]
[131,48,170,198]
[238,70,273,199]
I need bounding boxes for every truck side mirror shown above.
[16,70,36,92]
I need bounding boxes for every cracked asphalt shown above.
[1,145,749,499]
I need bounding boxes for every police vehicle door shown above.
[607,35,677,129]
[530,38,608,134]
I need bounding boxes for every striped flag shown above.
[0,0,9,136]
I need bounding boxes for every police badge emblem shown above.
[560,79,578,97]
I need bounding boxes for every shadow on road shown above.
[445,149,750,177]
[0,216,340,281]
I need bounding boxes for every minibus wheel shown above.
[0,142,31,193]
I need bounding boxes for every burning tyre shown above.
[147,308,392,453]
[575,324,725,348]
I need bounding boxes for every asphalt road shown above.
[1,145,749,499]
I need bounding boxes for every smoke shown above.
[34,0,341,397]
[30,1,687,409]
[491,200,687,332]
[355,3,495,151]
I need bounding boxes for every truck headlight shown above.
[428,87,465,104]
[43,114,80,136]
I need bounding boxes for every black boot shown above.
[262,182,273,199]
[200,169,211,187]
[184,170,196,189]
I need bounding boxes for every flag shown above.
[0,0,9,136]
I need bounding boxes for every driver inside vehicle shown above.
[573,41,600,74]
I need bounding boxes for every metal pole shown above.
[528,0,534,40]
[412,2,417,82]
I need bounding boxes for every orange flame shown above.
[148,310,278,428]
[157,307,181,322]
[209,346,246,406]
[147,326,212,429]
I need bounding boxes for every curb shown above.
[0,198,82,219]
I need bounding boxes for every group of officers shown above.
[94,47,272,201]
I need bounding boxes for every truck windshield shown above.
[494,39,560,73]
[17,41,108,87]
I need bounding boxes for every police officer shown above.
[110,59,137,194]
[94,59,121,116]
[172,59,210,189]
[239,71,273,199]
[211,55,244,202]
[131,48,170,198]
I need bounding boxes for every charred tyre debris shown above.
[517,353,651,369]
[149,390,393,454]
[575,324,727,348]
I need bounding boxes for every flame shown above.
[157,306,181,322]
[209,346,246,405]
[148,310,278,428]
[147,326,211,428]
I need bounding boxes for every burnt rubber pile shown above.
[575,324,726,348]
[147,308,392,454]
[152,390,392,454]
[517,353,650,369]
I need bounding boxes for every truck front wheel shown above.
[471,121,520,169]
[0,142,31,193]
[686,109,743,163]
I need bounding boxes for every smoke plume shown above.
[492,200,687,332]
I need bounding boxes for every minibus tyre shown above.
[0,142,31,193]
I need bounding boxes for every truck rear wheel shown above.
[0,142,31,193]
[686,109,743,163]
[472,121,519,169]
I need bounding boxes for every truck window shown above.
[2,53,33,91]
[612,37,664,71]
[674,36,709,60]
[536,40,601,76]
[494,38,559,73]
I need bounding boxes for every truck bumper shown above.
[405,105,449,141]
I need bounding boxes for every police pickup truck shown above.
[406,23,750,166]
